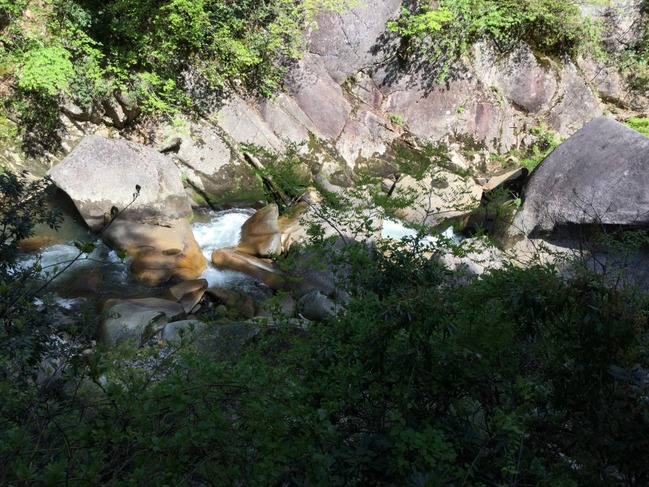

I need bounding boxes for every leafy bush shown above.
[1,218,648,485]
[388,0,601,80]
[626,117,649,136]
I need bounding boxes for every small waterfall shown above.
[192,209,258,289]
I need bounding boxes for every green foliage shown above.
[613,7,649,93]
[0,170,63,373]
[388,0,601,80]
[625,116,649,136]
[388,112,404,126]
[17,45,74,96]
[2,235,648,485]
[0,171,62,272]
[1,0,356,143]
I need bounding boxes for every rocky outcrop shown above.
[48,135,192,231]
[156,121,265,207]
[513,117,649,235]
[309,0,402,84]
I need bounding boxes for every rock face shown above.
[514,117,649,235]
[49,135,192,231]
[156,121,265,207]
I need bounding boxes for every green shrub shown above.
[388,0,601,80]
[2,224,647,485]
[626,117,649,136]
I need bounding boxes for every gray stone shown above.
[473,43,557,114]
[195,322,262,360]
[48,135,192,231]
[257,94,312,147]
[514,117,649,235]
[100,298,185,346]
[378,66,514,152]
[216,94,284,151]
[257,294,296,319]
[285,250,337,299]
[102,97,128,128]
[548,63,602,137]
[161,320,208,343]
[297,291,342,322]
[336,108,400,170]
[577,56,621,101]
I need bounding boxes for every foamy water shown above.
[192,209,257,288]
[23,211,457,300]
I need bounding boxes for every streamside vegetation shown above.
[1,166,649,485]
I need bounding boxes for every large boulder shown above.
[514,117,649,235]
[48,135,192,231]
[235,204,282,257]
[102,219,207,286]
[156,121,265,207]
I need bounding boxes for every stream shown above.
[19,206,455,313]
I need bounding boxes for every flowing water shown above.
[20,207,454,310]
[19,208,259,308]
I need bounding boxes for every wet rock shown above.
[257,294,296,319]
[211,248,286,290]
[163,279,209,313]
[235,204,282,257]
[103,219,207,286]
